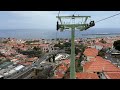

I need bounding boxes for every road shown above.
[5,50,65,79]
[105,51,120,65]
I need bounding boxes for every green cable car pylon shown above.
[56,12,95,79]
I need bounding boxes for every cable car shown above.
[84,24,90,30]
[89,21,95,27]
[80,26,85,31]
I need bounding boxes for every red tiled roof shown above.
[57,64,68,72]
[62,59,70,65]
[104,72,120,79]
[55,71,64,77]
[28,57,37,62]
[76,72,99,79]
[53,61,70,79]
[28,58,34,61]
[90,56,104,62]
[52,75,63,79]
[22,62,32,66]
[83,57,120,72]
[83,48,98,57]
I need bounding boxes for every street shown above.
[5,50,64,79]
[105,51,120,65]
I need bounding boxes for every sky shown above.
[0,11,120,30]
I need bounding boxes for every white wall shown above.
[87,56,94,61]
[99,73,107,79]
[95,45,103,50]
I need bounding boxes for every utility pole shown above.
[56,14,94,79]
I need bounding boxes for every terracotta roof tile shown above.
[52,75,63,79]
[84,57,120,72]
[104,72,120,79]
[84,48,98,57]
[22,62,32,66]
[90,56,104,62]
[76,72,99,79]
[62,59,70,65]
[53,60,70,79]
[57,64,68,72]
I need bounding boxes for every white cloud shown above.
[0,11,120,29]
[8,11,73,29]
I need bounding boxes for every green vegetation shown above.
[76,54,83,72]
[98,49,106,58]
[54,42,71,50]
[64,42,71,47]
[54,43,64,49]
[54,41,86,55]
[2,40,8,43]
[65,47,71,54]
[33,46,41,51]
[0,59,2,62]
[25,40,39,44]
[0,52,5,57]
[0,61,12,69]
[99,39,107,44]
[76,44,86,53]
[76,65,83,72]
[75,44,86,72]
[66,56,83,73]
[113,40,120,51]
[19,46,42,58]
[54,41,86,73]
[65,47,81,55]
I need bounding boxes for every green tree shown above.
[75,53,83,72]
[98,49,106,58]
[33,46,41,51]
[54,42,64,50]
[76,44,86,53]
[113,40,120,51]
[99,39,107,44]
[54,43,60,47]
[19,48,42,58]
[2,40,8,43]
[64,42,71,47]
[65,47,71,54]
[0,59,2,62]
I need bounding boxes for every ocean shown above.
[0,28,120,39]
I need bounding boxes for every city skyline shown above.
[0,11,120,30]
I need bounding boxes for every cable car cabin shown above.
[111,53,120,58]
[84,24,90,30]
[89,21,95,27]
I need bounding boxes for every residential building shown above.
[83,56,120,73]
[83,48,98,61]
[76,72,99,79]
[101,72,120,79]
